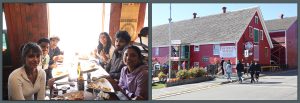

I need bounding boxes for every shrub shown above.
[176,69,188,79]
[158,72,167,81]
[194,67,206,77]
[189,67,197,78]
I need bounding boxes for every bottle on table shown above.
[77,62,85,91]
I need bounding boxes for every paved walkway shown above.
[152,69,296,99]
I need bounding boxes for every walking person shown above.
[220,58,225,75]
[222,59,227,78]
[249,61,256,83]
[225,60,232,82]
[255,61,261,83]
[236,60,244,83]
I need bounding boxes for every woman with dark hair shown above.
[95,32,115,67]
[8,42,46,100]
[118,45,148,100]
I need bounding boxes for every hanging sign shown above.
[220,46,237,58]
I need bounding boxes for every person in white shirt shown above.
[8,42,46,100]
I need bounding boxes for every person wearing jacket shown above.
[255,61,261,83]
[118,45,148,100]
[236,60,244,83]
[249,61,256,83]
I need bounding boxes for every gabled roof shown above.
[265,16,297,32]
[153,7,273,48]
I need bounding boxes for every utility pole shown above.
[168,3,172,79]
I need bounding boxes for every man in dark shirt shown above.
[105,31,131,80]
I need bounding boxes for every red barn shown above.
[265,16,297,69]
[152,7,274,72]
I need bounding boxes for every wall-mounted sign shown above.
[202,56,209,62]
[171,40,181,45]
[244,50,249,57]
[120,3,140,41]
[220,46,237,58]
[245,42,253,50]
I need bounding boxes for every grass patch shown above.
[152,82,166,89]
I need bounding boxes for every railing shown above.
[261,66,281,72]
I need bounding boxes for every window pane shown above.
[254,29,259,43]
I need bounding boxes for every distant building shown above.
[265,16,297,69]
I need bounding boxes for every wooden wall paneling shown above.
[25,4,33,42]
[109,3,122,46]
[3,3,49,68]
[137,3,146,36]
[5,4,18,68]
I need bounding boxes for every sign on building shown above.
[171,40,181,45]
[220,46,237,58]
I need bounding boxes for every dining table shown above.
[46,59,130,100]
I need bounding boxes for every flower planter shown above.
[166,76,214,87]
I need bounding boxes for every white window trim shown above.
[194,62,199,67]
[249,26,253,38]
[260,30,263,40]
[194,45,200,51]
[255,16,258,24]
[254,28,259,43]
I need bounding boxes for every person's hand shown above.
[48,78,56,89]
[50,63,57,69]
[53,56,59,62]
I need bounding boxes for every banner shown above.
[220,46,237,58]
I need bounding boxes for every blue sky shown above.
[152,3,297,26]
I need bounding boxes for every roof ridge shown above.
[153,6,259,27]
[265,16,297,21]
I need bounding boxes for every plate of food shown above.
[87,78,114,93]
[63,91,94,100]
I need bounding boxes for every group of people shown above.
[236,60,261,83]
[7,30,148,100]
[220,58,233,82]
[8,36,62,100]
[220,58,261,83]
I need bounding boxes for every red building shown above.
[265,16,298,69]
[152,7,274,72]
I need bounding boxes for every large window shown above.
[213,44,220,55]
[2,31,7,51]
[254,28,259,43]
[155,48,159,56]
[194,45,199,51]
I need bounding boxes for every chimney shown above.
[222,7,227,13]
[281,14,284,19]
[193,12,197,19]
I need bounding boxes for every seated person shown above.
[118,45,148,100]
[105,31,131,80]
[48,36,62,79]
[93,32,115,67]
[8,42,46,100]
[37,38,50,70]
